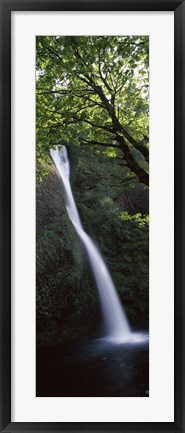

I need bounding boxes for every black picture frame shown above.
[0,0,184,432]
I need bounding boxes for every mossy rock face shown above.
[36,160,100,345]
[36,148,149,345]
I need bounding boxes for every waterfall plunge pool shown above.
[37,335,149,397]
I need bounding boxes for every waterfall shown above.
[50,145,132,343]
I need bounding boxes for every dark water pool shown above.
[36,335,149,397]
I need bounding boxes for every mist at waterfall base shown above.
[36,145,149,397]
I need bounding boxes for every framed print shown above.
[0,0,184,432]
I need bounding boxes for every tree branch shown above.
[98,53,112,94]
[80,119,113,132]
[73,92,104,109]
[36,90,69,95]
[41,41,64,64]
[80,139,120,149]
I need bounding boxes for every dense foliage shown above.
[36,37,149,344]
[36,36,149,185]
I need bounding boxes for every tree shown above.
[36,36,149,186]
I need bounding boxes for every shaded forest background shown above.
[36,36,149,345]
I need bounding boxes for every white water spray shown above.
[50,145,133,343]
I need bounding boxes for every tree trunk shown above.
[118,135,149,187]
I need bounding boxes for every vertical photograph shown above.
[36,35,149,397]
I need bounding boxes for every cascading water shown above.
[50,145,132,343]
